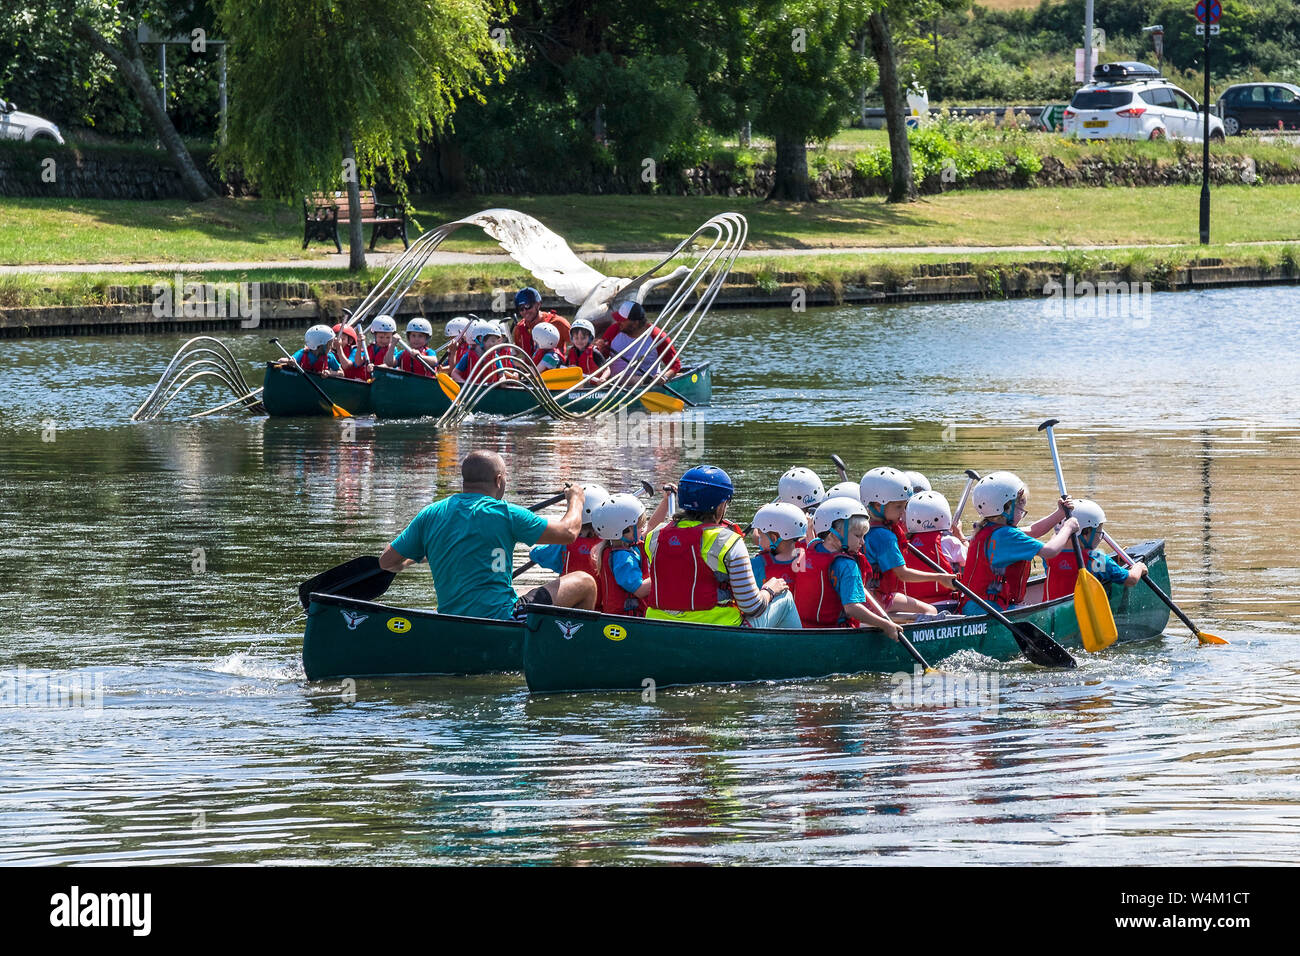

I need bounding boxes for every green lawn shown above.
[2,184,1300,269]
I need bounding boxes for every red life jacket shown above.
[961,522,1032,609]
[398,347,436,377]
[298,349,330,374]
[462,348,514,384]
[1043,547,1106,601]
[453,342,470,367]
[599,544,647,616]
[532,346,563,368]
[514,311,569,354]
[758,549,801,589]
[866,521,910,600]
[564,345,602,375]
[905,530,953,602]
[794,542,858,628]
[344,343,386,381]
[647,521,732,612]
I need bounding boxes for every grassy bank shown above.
[3,244,1295,309]
[3,184,1300,269]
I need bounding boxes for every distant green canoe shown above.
[521,541,1174,694]
[303,592,522,680]
[302,541,1173,687]
[261,363,373,417]
[368,362,712,419]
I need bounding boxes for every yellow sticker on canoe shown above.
[387,616,412,634]
[604,624,627,642]
[690,374,698,383]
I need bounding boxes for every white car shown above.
[0,99,65,144]
[1062,62,1224,143]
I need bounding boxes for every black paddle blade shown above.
[298,555,396,610]
[1011,621,1077,669]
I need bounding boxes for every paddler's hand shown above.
[884,620,905,643]
[1132,561,1148,579]
[661,483,677,497]
[1062,516,1081,536]
[761,578,789,597]
[1057,494,1075,517]
[563,484,585,507]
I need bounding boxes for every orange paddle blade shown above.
[330,403,351,418]
[1075,569,1119,652]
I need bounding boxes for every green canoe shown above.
[520,540,1175,694]
[303,592,522,680]
[368,362,712,419]
[301,541,1173,687]
[261,363,373,417]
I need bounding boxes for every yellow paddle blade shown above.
[1195,630,1229,646]
[437,373,461,401]
[541,366,584,389]
[330,403,351,418]
[638,390,686,414]
[1075,569,1119,652]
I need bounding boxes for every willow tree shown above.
[217,0,510,269]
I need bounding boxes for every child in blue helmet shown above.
[642,465,799,628]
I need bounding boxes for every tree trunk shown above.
[768,134,810,202]
[437,134,470,194]
[340,128,366,271]
[867,10,916,203]
[71,20,216,202]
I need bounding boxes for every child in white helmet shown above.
[341,314,397,381]
[959,470,1079,615]
[590,493,652,616]
[1042,498,1146,601]
[439,316,470,370]
[903,490,965,605]
[750,503,807,593]
[859,467,959,620]
[278,324,344,377]
[529,483,612,606]
[452,318,518,384]
[793,496,902,637]
[396,317,438,378]
[530,321,565,372]
[564,318,608,383]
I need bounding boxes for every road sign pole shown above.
[1199,11,1211,244]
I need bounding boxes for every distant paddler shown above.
[273,324,345,378]
[599,300,682,384]
[378,450,596,619]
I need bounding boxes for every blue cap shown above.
[677,465,734,511]
[515,287,541,307]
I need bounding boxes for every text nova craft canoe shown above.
[262,362,711,418]
[303,541,1172,687]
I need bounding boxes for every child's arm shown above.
[843,602,906,640]
[1027,496,1073,537]
[1037,517,1081,559]
[894,565,958,586]
[647,484,675,531]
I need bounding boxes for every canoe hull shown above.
[302,593,522,680]
[369,363,712,419]
[262,363,373,417]
[521,540,1174,694]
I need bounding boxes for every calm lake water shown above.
[2,285,1298,865]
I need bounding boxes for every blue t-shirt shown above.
[1087,549,1131,585]
[805,540,866,608]
[862,525,905,574]
[293,348,341,371]
[961,523,1046,614]
[750,552,799,585]
[608,547,645,594]
[528,543,565,574]
[391,493,549,620]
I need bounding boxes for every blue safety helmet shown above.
[515,287,542,307]
[677,465,735,512]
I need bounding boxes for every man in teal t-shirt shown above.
[379,450,596,619]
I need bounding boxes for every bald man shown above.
[379,450,596,619]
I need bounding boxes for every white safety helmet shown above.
[469,319,500,344]
[592,493,646,541]
[369,314,397,334]
[532,321,561,350]
[825,481,861,502]
[777,467,826,509]
[304,324,334,349]
[1070,498,1106,532]
[972,471,1028,523]
[812,495,869,539]
[906,490,953,533]
[445,316,469,339]
[752,502,809,544]
[571,318,596,338]
[859,467,914,515]
[580,483,612,524]
[906,471,932,493]
[406,317,433,336]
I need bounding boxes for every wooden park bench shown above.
[302,189,409,252]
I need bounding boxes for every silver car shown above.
[0,99,65,144]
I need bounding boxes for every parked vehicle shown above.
[1216,83,1300,135]
[1062,62,1224,143]
[0,99,64,144]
